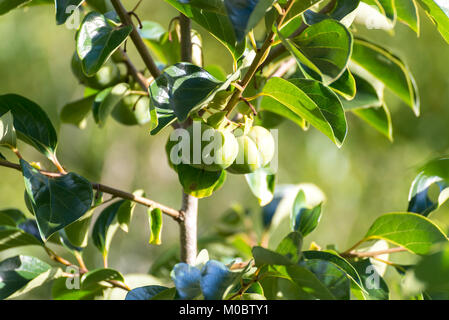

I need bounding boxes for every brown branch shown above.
[177,13,199,265]
[179,14,192,63]
[44,247,130,291]
[0,159,181,220]
[117,49,150,90]
[269,56,296,78]
[110,0,161,79]
[340,247,408,259]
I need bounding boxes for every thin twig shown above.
[223,0,296,117]
[110,0,161,79]
[0,159,181,220]
[340,247,407,259]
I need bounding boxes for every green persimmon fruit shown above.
[227,126,275,174]
[111,95,151,126]
[247,126,275,166]
[226,135,260,174]
[188,123,238,172]
[71,53,121,90]
[166,123,239,172]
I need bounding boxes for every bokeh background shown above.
[1,1,449,299]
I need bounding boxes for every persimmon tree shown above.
[1,0,449,300]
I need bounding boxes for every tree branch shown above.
[223,0,296,116]
[110,0,161,79]
[0,159,181,221]
[340,247,407,259]
[177,13,199,265]
[116,49,150,91]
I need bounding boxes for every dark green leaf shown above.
[81,268,125,289]
[0,255,51,299]
[351,38,420,115]
[252,246,294,266]
[275,231,303,264]
[77,12,132,76]
[300,259,350,299]
[60,95,96,129]
[352,259,389,300]
[55,0,84,25]
[0,94,58,158]
[396,0,419,34]
[126,285,170,300]
[0,226,42,252]
[92,200,128,257]
[21,159,93,240]
[0,0,30,15]
[224,0,274,42]
[284,265,336,300]
[176,164,226,198]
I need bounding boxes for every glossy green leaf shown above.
[0,94,58,158]
[0,0,30,15]
[178,0,226,14]
[0,208,27,225]
[245,166,276,206]
[396,0,420,34]
[303,250,365,294]
[176,164,226,199]
[0,111,16,148]
[96,83,130,127]
[417,0,449,43]
[329,69,357,100]
[304,0,360,25]
[63,212,94,249]
[352,104,393,141]
[148,208,163,245]
[281,19,353,84]
[351,38,420,115]
[117,193,141,233]
[224,0,275,42]
[77,12,132,76]
[0,255,51,300]
[164,0,245,62]
[81,268,125,289]
[352,259,389,300]
[55,0,84,25]
[21,159,93,240]
[260,77,347,147]
[8,267,64,299]
[300,259,350,299]
[60,95,96,129]
[259,97,306,130]
[149,63,237,134]
[291,189,323,236]
[92,200,129,257]
[252,246,294,266]
[284,265,336,300]
[275,231,303,264]
[126,285,170,300]
[342,73,383,110]
[362,212,449,255]
[0,226,42,252]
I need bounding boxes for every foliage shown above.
[0,0,449,301]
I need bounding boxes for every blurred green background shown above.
[1,1,449,299]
